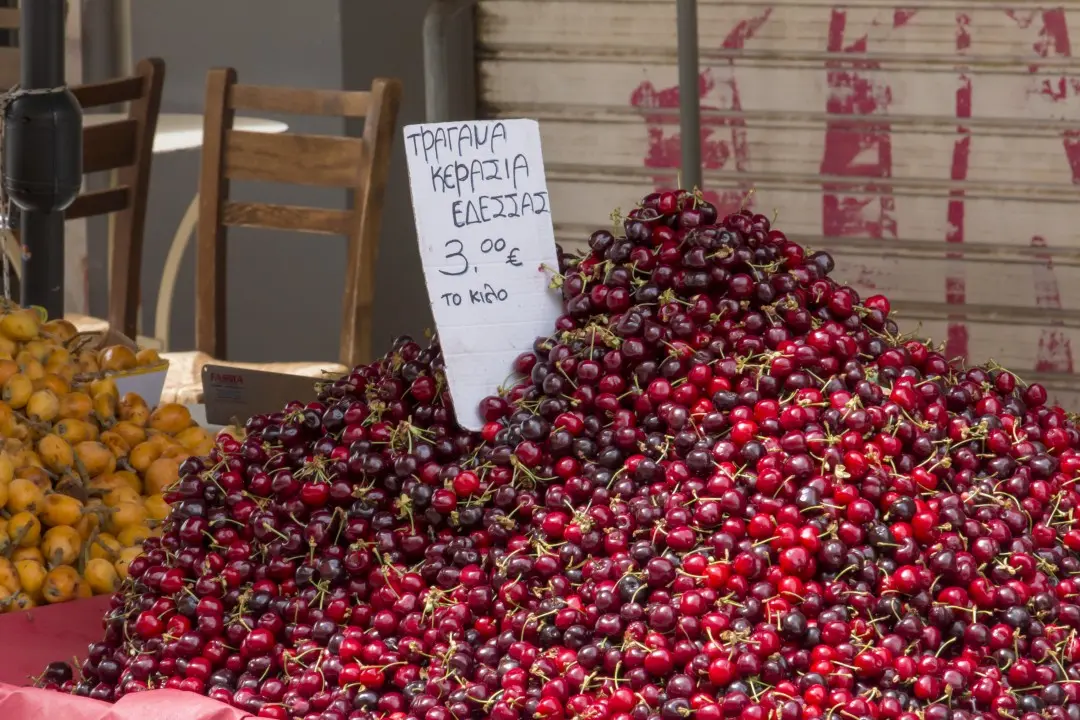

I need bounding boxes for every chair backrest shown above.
[194,68,402,368]
[1,57,164,337]
[67,57,165,340]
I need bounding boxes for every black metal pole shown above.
[676,0,702,191]
[423,0,478,124]
[19,0,67,317]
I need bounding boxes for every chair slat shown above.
[82,119,137,173]
[65,187,130,220]
[73,76,145,109]
[223,201,353,235]
[223,130,366,187]
[229,84,371,118]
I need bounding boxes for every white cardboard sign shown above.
[403,119,562,431]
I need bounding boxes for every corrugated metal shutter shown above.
[477,0,1080,408]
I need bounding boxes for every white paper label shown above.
[403,119,562,431]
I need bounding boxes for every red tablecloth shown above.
[0,598,253,718]
[0,595,112,685]
[0,684,251,719]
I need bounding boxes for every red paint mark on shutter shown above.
[820,9,907,240]
[1024,10,1080,181]
[1030,236,1074,374]
[944,12,972,363]
[630,11,772,217]
[1006,9,1078,378]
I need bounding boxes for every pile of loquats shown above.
[0,304,214,610]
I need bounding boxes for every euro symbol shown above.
[506,248,522,267]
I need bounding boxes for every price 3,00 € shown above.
[437,237,523,308]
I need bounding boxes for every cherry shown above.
[133,612,164,640]
[242,629,275,656]
[452,471,481,497]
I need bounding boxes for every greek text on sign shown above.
[403,119,562,431]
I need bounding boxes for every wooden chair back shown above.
[2,57,164,338]
[67,57,165,339]
[195,68,402,368]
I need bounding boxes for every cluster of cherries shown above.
[41,189,1080,720]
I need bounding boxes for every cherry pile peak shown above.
[41,189,1080,720]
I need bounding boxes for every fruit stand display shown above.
[1,185,1073,720]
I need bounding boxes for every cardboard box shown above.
[71,328,169,407]
[201,364,321,426]
[112,364,169,407]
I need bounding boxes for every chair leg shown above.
[155,193,201,351]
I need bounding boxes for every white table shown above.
[83,112,289,349]
[84,113,288,154]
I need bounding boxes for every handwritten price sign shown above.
[404,119,562,431]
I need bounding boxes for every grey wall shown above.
[341,0,435,354]
[85,0,472,363]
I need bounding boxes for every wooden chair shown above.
[159,68,402,405]
[2,57,165,341]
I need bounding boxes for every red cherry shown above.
[134,611,164,639]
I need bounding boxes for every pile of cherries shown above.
[42,190,1080,720]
